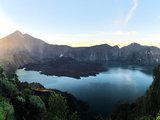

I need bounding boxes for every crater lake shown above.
[16,65,153,115]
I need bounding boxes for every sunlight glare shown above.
[0,10,18,38]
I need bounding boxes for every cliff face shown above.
[120,44,160,65]
[68,44,120,62]
[0,31,160,73]
[111,65,160,120]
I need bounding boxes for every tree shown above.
[0,79,18,97]
[27,95,46,119]
[70,112,80,120]
[0,66,4,75]
[156,113,160,120]
[0,107,5,120]
[7,74,19,82]
[0,66,5,79]
[135,116,154,120]
[29,95,46,113]
[48,92,68,120]
[0,97,15,120]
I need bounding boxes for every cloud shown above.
[124,0,139,25]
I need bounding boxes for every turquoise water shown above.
[16,66,153,115]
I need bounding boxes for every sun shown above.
[0,10,18,38]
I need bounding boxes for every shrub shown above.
[0,97,15,120]
[48,92,68,120]
[0,79,18,97]
[156,113,160,120]
[70,112,80,120]
[29,95,46,113]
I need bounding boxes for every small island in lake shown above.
[22,56,106,79]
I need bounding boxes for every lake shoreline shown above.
[16,65,153,115]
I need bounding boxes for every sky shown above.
[0,0,160,47]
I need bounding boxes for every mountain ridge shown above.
[1,31,158,48]
[0,31,160,74]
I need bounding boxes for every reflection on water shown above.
[16,66,153,115]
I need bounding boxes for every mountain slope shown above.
[120,43,160,65]
[0,31,42,72]
[0,31,160,73]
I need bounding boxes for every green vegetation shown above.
[69,112,80,120]
[48,92,68,120]
[0,97,15,120]
[2,64,160,120]
[135,112,160,120]
[0,66,83,120]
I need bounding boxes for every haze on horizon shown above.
[0,0,160,47]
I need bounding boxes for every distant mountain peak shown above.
[6,30,24,39]
[113,45,119,48]
[23,33,32,37]
[129,42,141,47]
[121,43,143,50]
[12,30,23,36]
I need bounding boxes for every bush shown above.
[156,113,160,120]
[7,74,19,82]
[48,92,68,120]
[0,79,18,97]
[0,107,5,120]
[0,97,15,120]
[135,112,160,120]
[135,116,154,120]
[70,112,80,120]
[0,66,4,74]
[0,66,5,80]
[29,95,46,113]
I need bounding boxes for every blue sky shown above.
[0,0,160,47]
